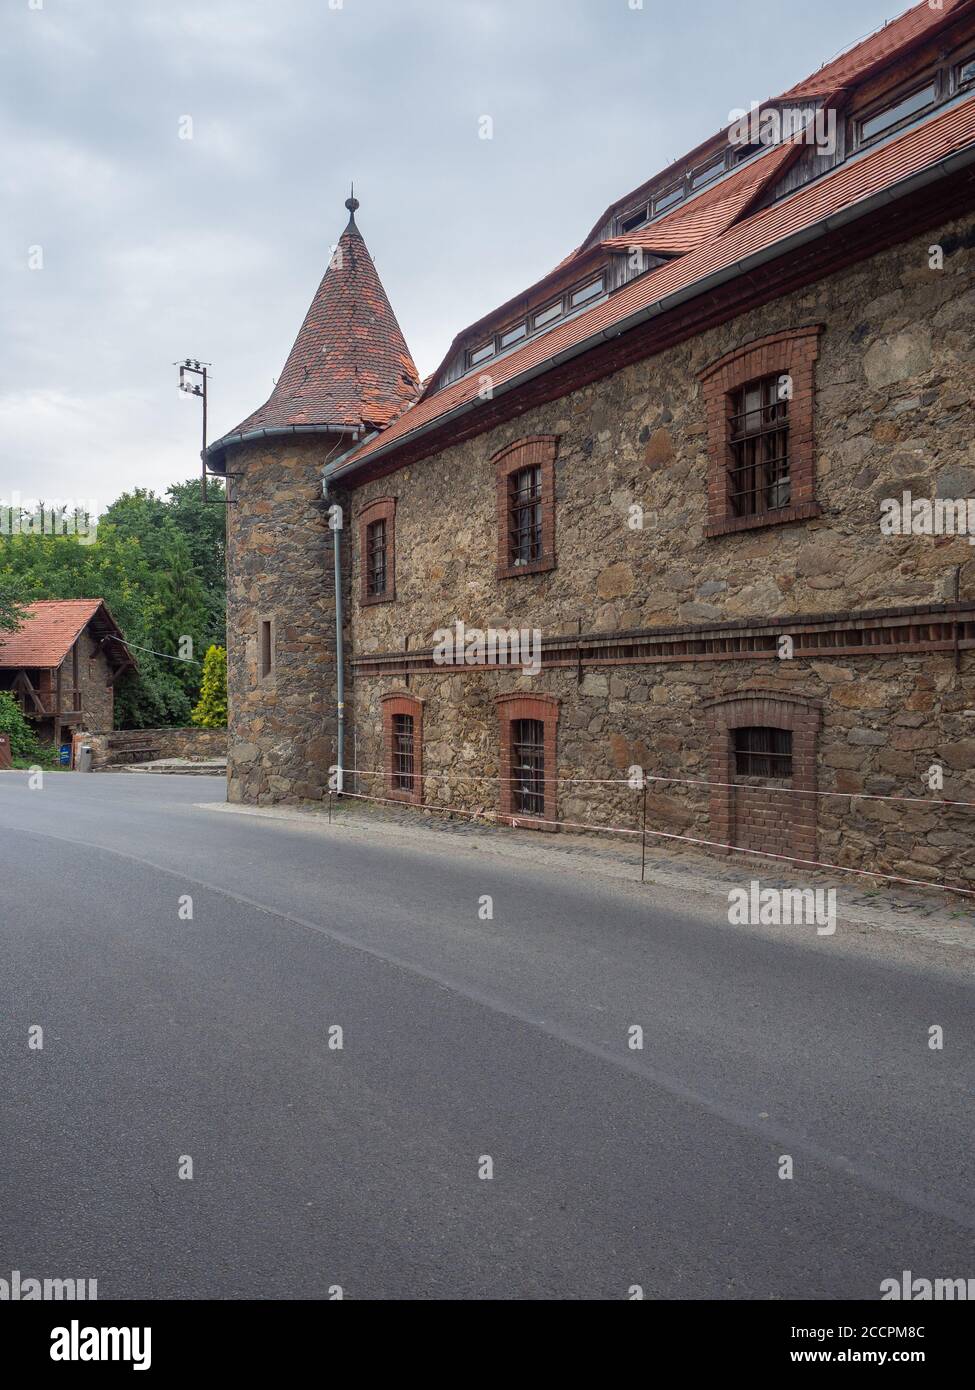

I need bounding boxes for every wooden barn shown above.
[0,599,134,747]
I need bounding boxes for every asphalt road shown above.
[1,771,973,1300]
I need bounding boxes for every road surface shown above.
[1,772,972,1299]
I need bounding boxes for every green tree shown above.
[191,645,228,728]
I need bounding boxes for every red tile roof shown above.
[339,92,975,472]
[600,142,797,258]
[780,0,968,99]
[0,600,127,669]
[219,209,420,444]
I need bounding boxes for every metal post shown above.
[641,784,647,884]
[331,499,345,796]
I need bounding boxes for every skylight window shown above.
[857,81,937,145]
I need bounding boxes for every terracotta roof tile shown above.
[779,0,969,99]
[0,600,122,669]
[341,93,975,471]
[219,213,420,444]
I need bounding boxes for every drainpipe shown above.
[324,478,345,795]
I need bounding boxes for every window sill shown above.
[362,590,396,607]
[497,556,557,580]
[705,501,821,538]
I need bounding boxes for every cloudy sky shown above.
[2,0,900,510]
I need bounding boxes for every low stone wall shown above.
[82,727,227,769]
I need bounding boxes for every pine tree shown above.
[190,646,228,728]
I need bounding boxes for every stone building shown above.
[0,599,133,745]
[208,0,975,889]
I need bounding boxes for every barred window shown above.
[734,726,793,779]
[508,465,543,567]
[366,518,387,597]
[729,375,790,517]
[392,713,415,793]
[512,718,545,816]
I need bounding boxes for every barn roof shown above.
[0,600,132,671]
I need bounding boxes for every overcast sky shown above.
[2,0,902,510]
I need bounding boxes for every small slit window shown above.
[259,619,273,681]
[734,727,793,779]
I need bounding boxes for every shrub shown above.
[190,645,227,728]
[0,690,40,761]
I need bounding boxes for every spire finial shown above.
[345,182,359,220]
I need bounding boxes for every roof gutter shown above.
[324,140,975,485]
[205,422,363,470]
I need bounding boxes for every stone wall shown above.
[84,727,227,768]
[349,213,975,650]
[76,631,114,733]
[341,212,975,884]
[222,435,350,805]
[350,650,975,889]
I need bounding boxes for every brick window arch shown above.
[358,497,396,605]
[382,692,423,803]
[705,692,822,865]
[493,436,558,579]
[496,693,559,829]
[699,326,823,538]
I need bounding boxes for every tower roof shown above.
[211,199,420,457]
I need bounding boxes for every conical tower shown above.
[207,196,417,805]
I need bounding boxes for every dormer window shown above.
[690,156,724,189]
[500,322,527,349]
[959,56,975,90]
[468,342,494,367]
[654,184,684,214]
[533,301,563,329]
[856,80,938,147]
[620,204,649,234]
[570,278,604,308]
